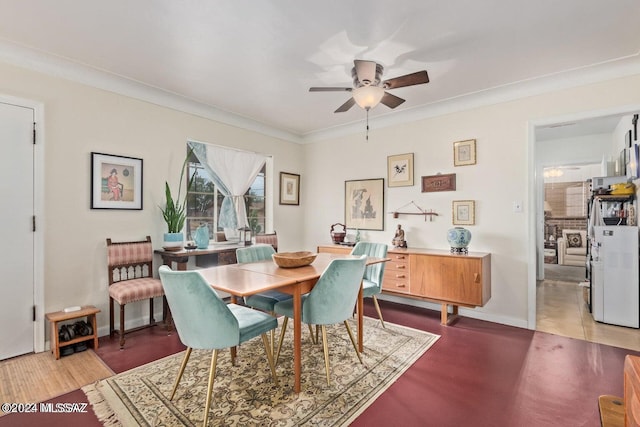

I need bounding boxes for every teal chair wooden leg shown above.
[274,317,321,365]
[308,324,317,344]
[343,320,363,365]
[170,347,193,400]
[275,317,288,365]
[261,333,278,386]
[321,325,330,385]
[371,295,386,328]
[202,350,218,427]
[320,322,363,386]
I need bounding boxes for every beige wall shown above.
[302,74,640,327]
[2,58,640,341]
[0,61,304,339]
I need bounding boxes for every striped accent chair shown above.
[254,231,278,252]
[107,236,165,348]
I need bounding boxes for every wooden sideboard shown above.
[317,244,491,324]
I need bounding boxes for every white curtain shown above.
[188,142,266,235]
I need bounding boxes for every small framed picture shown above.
[387,153,414,187]
[453,139,476,166]
[279,172,300,205]
[452,200,475,225]
[91,152,143,210]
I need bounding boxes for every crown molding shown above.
[300,54,640,143]
[1,39,638,145]
[0,40,304,144]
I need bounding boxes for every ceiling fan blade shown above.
[334,97,356,113]
[383,70,429,89]
[380,92,405,109]
[353,60,378,85]
[309,87,352,92]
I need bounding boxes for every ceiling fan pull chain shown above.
[366,108,370,141]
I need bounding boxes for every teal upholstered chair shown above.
[236,245,292,313]
[237,245,293,314]
[158,266,278,427]
[351,242,388,328]
[273,256,367,385]
[237,245,294,351]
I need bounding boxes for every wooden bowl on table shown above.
[272,251,317,268]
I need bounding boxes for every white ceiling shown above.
[1,0,639,143]
[535,115,626,142]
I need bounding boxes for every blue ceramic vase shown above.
[447,227,472,253]
[193,223,210,249]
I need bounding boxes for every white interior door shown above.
[0,101,35,360]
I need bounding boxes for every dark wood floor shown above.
[1,300,637,426]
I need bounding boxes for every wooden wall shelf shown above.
[388,201,438,221]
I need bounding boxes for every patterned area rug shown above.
[83,317,439,426]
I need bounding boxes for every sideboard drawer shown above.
[383,252,410,294]
[383,271,410,294]
[385,252,409,271]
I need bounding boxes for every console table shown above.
[318,244,491,325]
[155,244,241,270]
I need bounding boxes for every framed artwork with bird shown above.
[387,153,414,187]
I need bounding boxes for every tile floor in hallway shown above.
[537,267,640,352]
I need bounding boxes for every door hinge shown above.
[32,215,36,232]
[33,305,36,321]
[33,122,36,144]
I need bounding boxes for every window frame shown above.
[185,153,269,240]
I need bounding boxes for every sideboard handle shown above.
[474,273,480,283]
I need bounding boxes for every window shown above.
[565,185,587,217]
[544,181,589,217]
[185,155,266,240]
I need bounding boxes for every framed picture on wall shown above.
[91,152,143,210]
[620,148,627,176]
[345,178,384,230]
[387,153,414,187]
[453,139,476,166]
[628,144,640,180]
[452,200,475,225]
[279,172,300,205]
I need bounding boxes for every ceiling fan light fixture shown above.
[353,86,385,110]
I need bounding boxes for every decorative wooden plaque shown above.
[421,173,456,193]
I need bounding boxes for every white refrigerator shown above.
[591,226,639,328]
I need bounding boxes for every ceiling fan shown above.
[309,60,430,113]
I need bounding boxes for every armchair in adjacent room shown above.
[557,229,587,267]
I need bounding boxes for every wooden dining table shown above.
[197,252,388,393]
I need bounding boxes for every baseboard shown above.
[377,294,528,329]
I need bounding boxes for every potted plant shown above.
[160,149,194,250]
